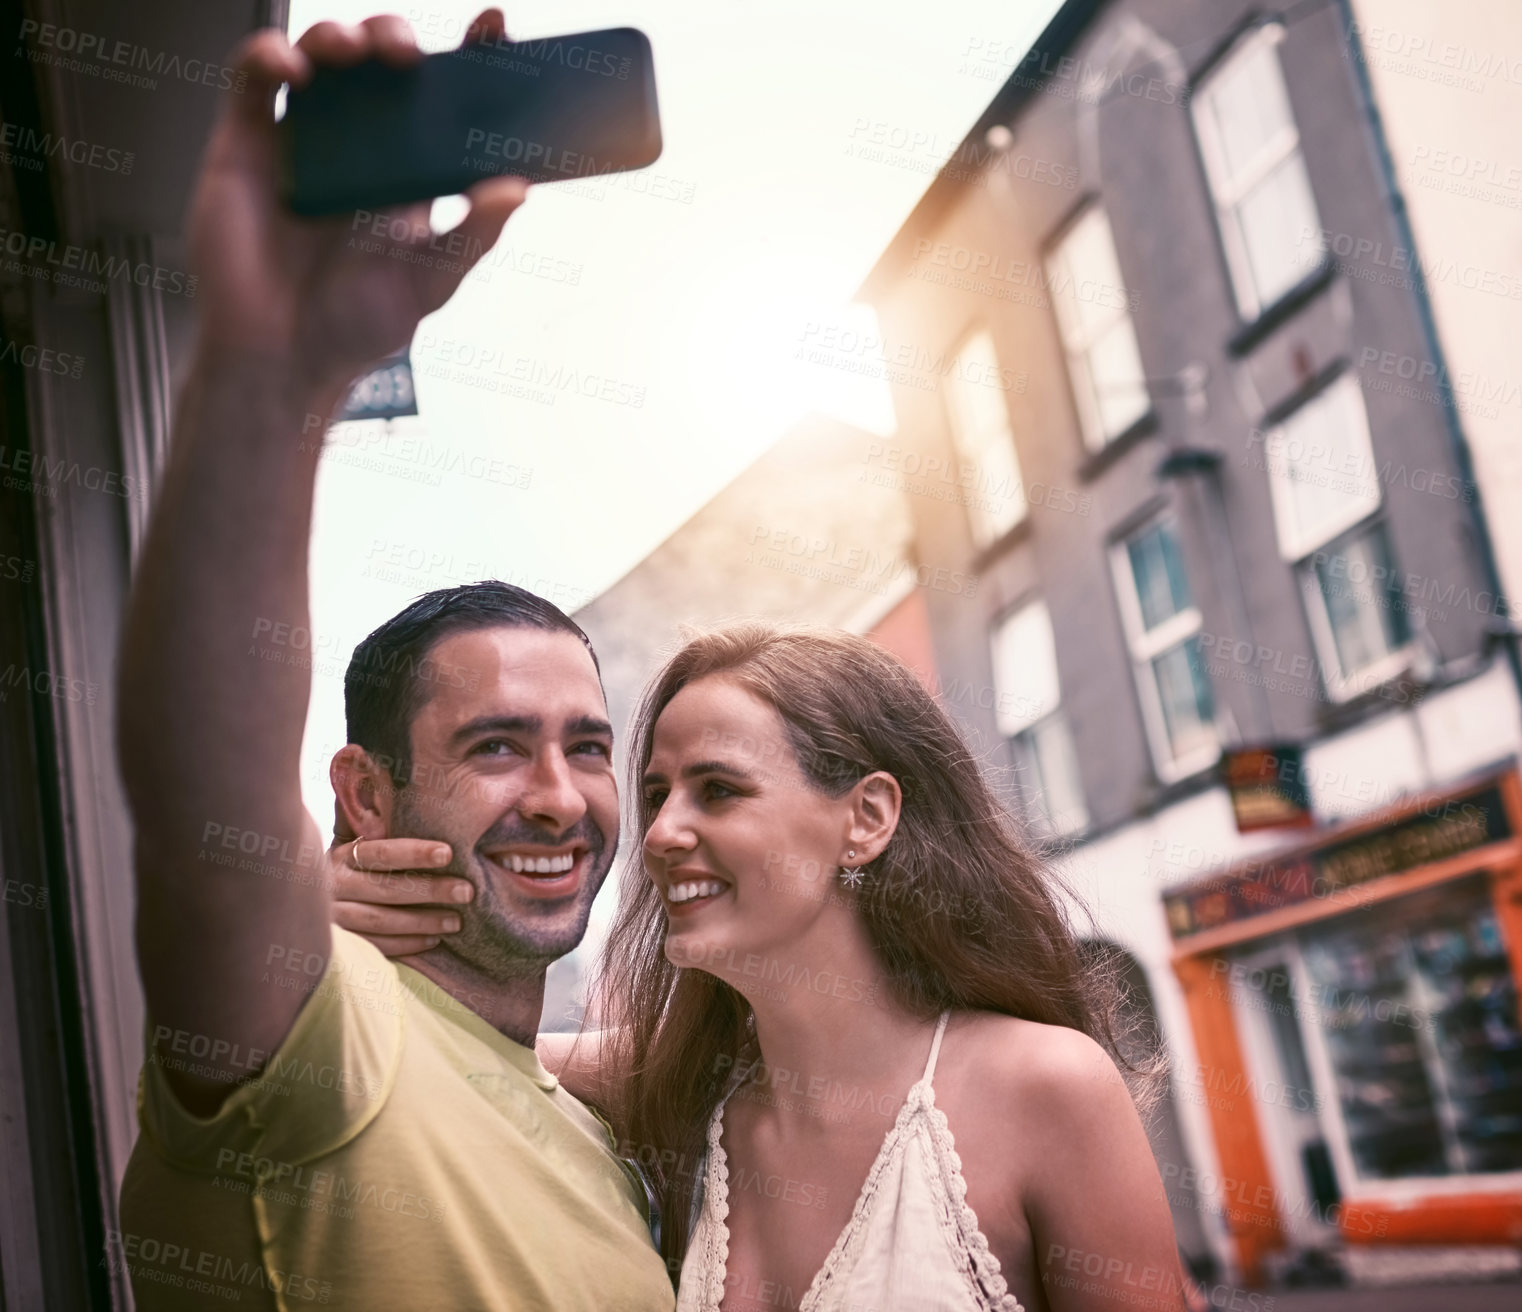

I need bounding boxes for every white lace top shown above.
[675,1011,1024,1312]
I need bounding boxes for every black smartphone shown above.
[281,27,661,216]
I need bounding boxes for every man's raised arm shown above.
[115,13,528,1113]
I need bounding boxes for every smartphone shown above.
[281,27,661,216]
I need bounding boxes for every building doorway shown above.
[1228,944,1342,1258]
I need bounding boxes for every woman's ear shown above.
[330,744,394,842]
[846,770,902,864]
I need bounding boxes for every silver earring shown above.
[839,849,866,888]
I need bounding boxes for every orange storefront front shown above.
[1163,767,1522,1282]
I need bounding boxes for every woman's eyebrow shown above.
[681,759,752,780]
[641,759,753,789]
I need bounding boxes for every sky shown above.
[288,0,1064,828]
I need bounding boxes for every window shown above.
[1263,374,1381,561]
[1194,23,1325,319]
[1302,522,1411,691]
[1112,517,1218,779]
[990,600,1089,837]
[1298,878,1522,1181]
[1261,374,1410,696]
[942,328,1026,547]
[1046,206,1149,450]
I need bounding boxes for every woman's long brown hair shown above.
[591,622,1165,1281]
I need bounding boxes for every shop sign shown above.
[1165,782,1512,939]
[1222,744,1313,833]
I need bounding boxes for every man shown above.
[114,11,672,1310]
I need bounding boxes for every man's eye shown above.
[474,739,515,756]
[572,741,611,757]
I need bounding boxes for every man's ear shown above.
[330,744,395,844]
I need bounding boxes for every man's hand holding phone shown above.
[193,9,529,399]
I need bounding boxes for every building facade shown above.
[861,0,1522,1289]
[1342,0,1522,649]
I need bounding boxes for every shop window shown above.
[1111,516,1218,782]
[942,327,1025,548]
[1301,878,1522,1181]
[1193,22,1325,319]
[989,599,1089,838]
[1046,205,1150,451]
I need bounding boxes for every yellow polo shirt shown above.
[118,927,674,1311]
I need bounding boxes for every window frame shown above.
[1009,713,1090,840]
[1262,372,1382,564]
[1109,514,1220,784]
[1258,372,1413,702]
[988,598,1090,838]
[1298,520,1413,702]
[939,324,1027,550]
[1192,20,1325,321]
[1044,202,1151,453]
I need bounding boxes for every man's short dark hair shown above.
[344,581,601,789]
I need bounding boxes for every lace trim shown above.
[695,1076,1023,1312]
[920,1083,1023,1312]
[695,1098,732,1312]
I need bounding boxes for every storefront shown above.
[1162,767,1522,1283]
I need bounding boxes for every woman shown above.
[335,623,1189,1311]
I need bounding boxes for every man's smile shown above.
[481,843,591,899]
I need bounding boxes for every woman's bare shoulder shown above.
[947,1010,1123,1104]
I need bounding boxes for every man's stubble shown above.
[390,787,615,980]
